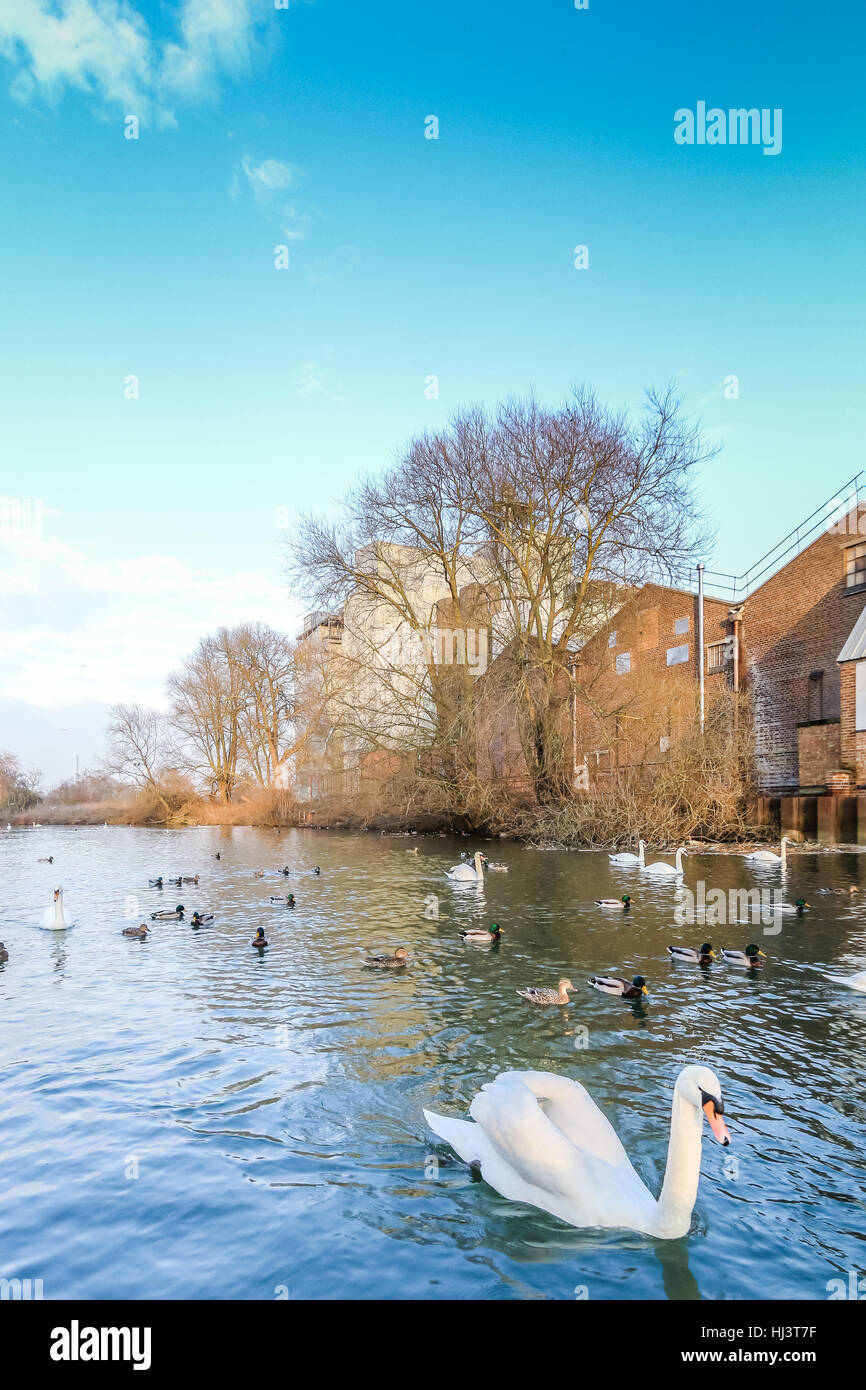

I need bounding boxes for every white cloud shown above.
[242,155,298,196]
[0,0,260,123]
[297,362,343,403]
[0,528,303,711]
[241,152,310,240]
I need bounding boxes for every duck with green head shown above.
[460,923,504,943]
[722,944,767,967]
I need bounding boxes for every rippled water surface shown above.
[1,825,865,1300]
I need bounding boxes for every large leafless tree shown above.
[288,385,712,807]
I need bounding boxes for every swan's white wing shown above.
[447,864,477,880]
[826,971,866,991]
[501,1072,629,1166]
[467,1073,655,1230]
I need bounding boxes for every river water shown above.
[1,825,864,1301]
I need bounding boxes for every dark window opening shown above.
[808,670,824,722]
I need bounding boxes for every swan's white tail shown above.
[423,1109,486,1166]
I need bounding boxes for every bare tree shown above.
[0,751,41,813]
[230,622,296,787]
[104,702,173,814]
[166,622,313,801]
[288,385,713,808]
[167,630,246,802]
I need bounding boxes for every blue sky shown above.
[1,0,864,783]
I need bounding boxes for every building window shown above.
[707,640,727,672]
[674,616,690,636]
[845,543,866,590]
[615,652,631,674]
[856,662,866,731]
[666,644,689,666]
[808,670,824,722]
[608,631,617,648]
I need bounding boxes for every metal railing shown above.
[690,471,864,603]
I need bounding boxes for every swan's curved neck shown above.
[474,853,484,875]
[780,840,787,868]
[653,1089,703,1238]
[638,841,646,866]
[53,892,65,927]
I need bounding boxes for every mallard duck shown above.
[460,923,504,942]
[151,904,184,920]
[722,945,766,966]
[517,978,575,1005]
[771,897,809,914]
[313,866,321,875]
[364,946,410,968]
[279,866,291,876]
[251,928,269,947]
[596,895,631,909]
[122,924,148,938]
[609,840,646,867]
[486,862,508,872]
[181,875,199,885]
[190,912,214,927]
[215,852,221,860]
[270,894,295,906]
[668,943,715,964]
[589,974,649,998]
[37,856,54,863]
[148,877,164,888]
[0,942,8,961]
[166,877,183,887]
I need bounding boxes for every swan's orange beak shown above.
[703,1098,731,1146]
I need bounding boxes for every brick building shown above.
[572,582,732,786]
[737,511,866,792]
[476,502,866,798]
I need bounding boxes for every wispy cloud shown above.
[0,0,262,124]
[241,152,310,241]
[297,362,343,404]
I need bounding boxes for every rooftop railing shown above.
[689,471,864,603]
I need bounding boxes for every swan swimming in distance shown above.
[745,837,790,867]
[609,840,646,867]
[825,970,866,992]
[447,851,487,882]
[40,886,74,930]
[424,1064,730,1237]
[643,847,687,877]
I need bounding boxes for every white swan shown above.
[745,836,789,867]
[424,1064,730,1238]
[643,847,687,877]
[609,840,646,867]
[825,970,866,992]
[446,851,487,882]
[40,886,75,930]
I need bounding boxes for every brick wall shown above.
[741,524,866,791]
[573,583,731,782]
[796,721,841,788]
[839,660,866,784]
